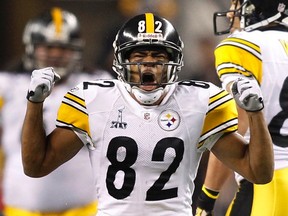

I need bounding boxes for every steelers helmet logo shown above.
[158,110,180,131]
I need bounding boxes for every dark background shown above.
[0,0,125,72]
[0,0,228,80]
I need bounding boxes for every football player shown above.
[196,0,288,215]
[0,7,111,216]
[21,13,273,216]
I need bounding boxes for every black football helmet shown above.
[113,13,184,86]
[22,7,84,76]
[213,0,288,35]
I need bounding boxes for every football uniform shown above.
[0,70,112,216]
[215,30,288,216]
[56,79,238,216]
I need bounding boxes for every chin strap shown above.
[131,86,165,105]
[244,12,282,32]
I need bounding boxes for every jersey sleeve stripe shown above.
[208,96,234,114]
[209,89,226,103]
[217,42,261,62]
[61,101,87,115]
[224,37,261,53]
[62,98,87,115]
[208,90,233,112]
[198,118,238,148]
[201,100,238,137]
[65,92,85,108]
[56,91,90,137]
[62,92,87,114]
[215,37,263,84]
[216,62,254,79]
[217,37,261,62]
[204,97,237,135]
[199,88,238,148]
[56,102,90,134]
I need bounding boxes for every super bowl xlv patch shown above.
[158,110,180,131]
[111,106,127,129]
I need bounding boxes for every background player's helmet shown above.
[23,7,84,77]
[112,13,184,105]
[213,0,288,35]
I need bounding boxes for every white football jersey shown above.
[215,30,288,183]
[56,79,238,216]
[0,70,112,211]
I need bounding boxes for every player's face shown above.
[227,0,241,33]
[128,48,169,91]
[34,44,76,69]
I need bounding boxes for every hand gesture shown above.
[231,78,264,112]
[26,67,61,103]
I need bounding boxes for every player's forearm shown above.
[204,153,233,190]
[195,153,231,215]
[247,111,274,184]
[21,101,47,177]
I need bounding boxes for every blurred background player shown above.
[0,7,112,216]
[196,0,288,215]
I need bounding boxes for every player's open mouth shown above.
[141,72,156,85]
[139,73,158,90]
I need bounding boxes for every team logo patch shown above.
[158,110,180,131]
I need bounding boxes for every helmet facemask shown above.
[213,0,287,35]
[113,45,183,105]
[112,13,184,105]
[213,0,246,35]
[114,46,182,86]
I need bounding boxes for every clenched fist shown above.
[26,67,61,103]
[231,78,264,112]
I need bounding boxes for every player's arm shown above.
[196,89,249,216]
[21,67,83,177]
[196,37,258,215]
[195,153,233,216]
[211,79,273,184]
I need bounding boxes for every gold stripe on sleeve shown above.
[57,93,90,137]
[65,92,86,108]
[215,37,263,84]
[224,37,260,54]
[198,91,238,147]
